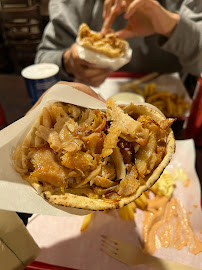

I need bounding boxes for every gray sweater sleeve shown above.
[161,1,202,76]
[35,0,202,77]
[35,0,98,80]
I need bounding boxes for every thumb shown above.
[116,29,135,39]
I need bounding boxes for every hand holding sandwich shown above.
[62,44,112,87]
[101,0,179,38]
[27,81,105,115]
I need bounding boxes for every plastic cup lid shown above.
[21,63,59,80]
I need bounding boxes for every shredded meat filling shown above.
[117,138,135,164]
[13,100,174,201]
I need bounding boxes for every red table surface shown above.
[25,261,78,270]
[109,71,147,78]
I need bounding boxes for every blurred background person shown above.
[35,0,202,87]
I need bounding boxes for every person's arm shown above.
[35,1,76,81]
[101,0,202,76]
[160,1,202,76]
[35,0,111,86]
[102,0,179,38]
[35,0,92,81]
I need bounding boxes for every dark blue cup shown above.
[21,63,60,104]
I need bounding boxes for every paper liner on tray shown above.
[0,82,168,217]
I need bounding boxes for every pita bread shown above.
[12,99,175,210]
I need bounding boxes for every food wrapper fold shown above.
[76,37,132,70]
[0,83,107,217]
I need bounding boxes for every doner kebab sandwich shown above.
[76,23,132,70]
[12,97,175,210]
[78,23,128,58]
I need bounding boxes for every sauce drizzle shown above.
[143,196,202,255]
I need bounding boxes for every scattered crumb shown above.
[184,178,191,188]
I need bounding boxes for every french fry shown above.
[130,202,137,210]
[140,193,148,206]
[176,102,183,116]
[135,198,145,210]
[119,206,129,220]
[166,96,172,116]
[119,203,136,221]
[80,213,94,232]
[144,190,149,198]
[152,100,164,107]
[149,83,156,94]
[127,203,135,220]
[126,82,190,117]
[135,193,148,210]
[144,84,150,98]
[146,92,170,103]
[149,182,159,195]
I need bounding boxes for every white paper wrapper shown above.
[26,140,202,270]
[76,37,132,70]
[0,83,106,217]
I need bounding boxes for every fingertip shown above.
[87,62,97,68]
[124,12,129,19]
[115,30,128,40]
[100,28,106,35]
[114,31,121,38]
